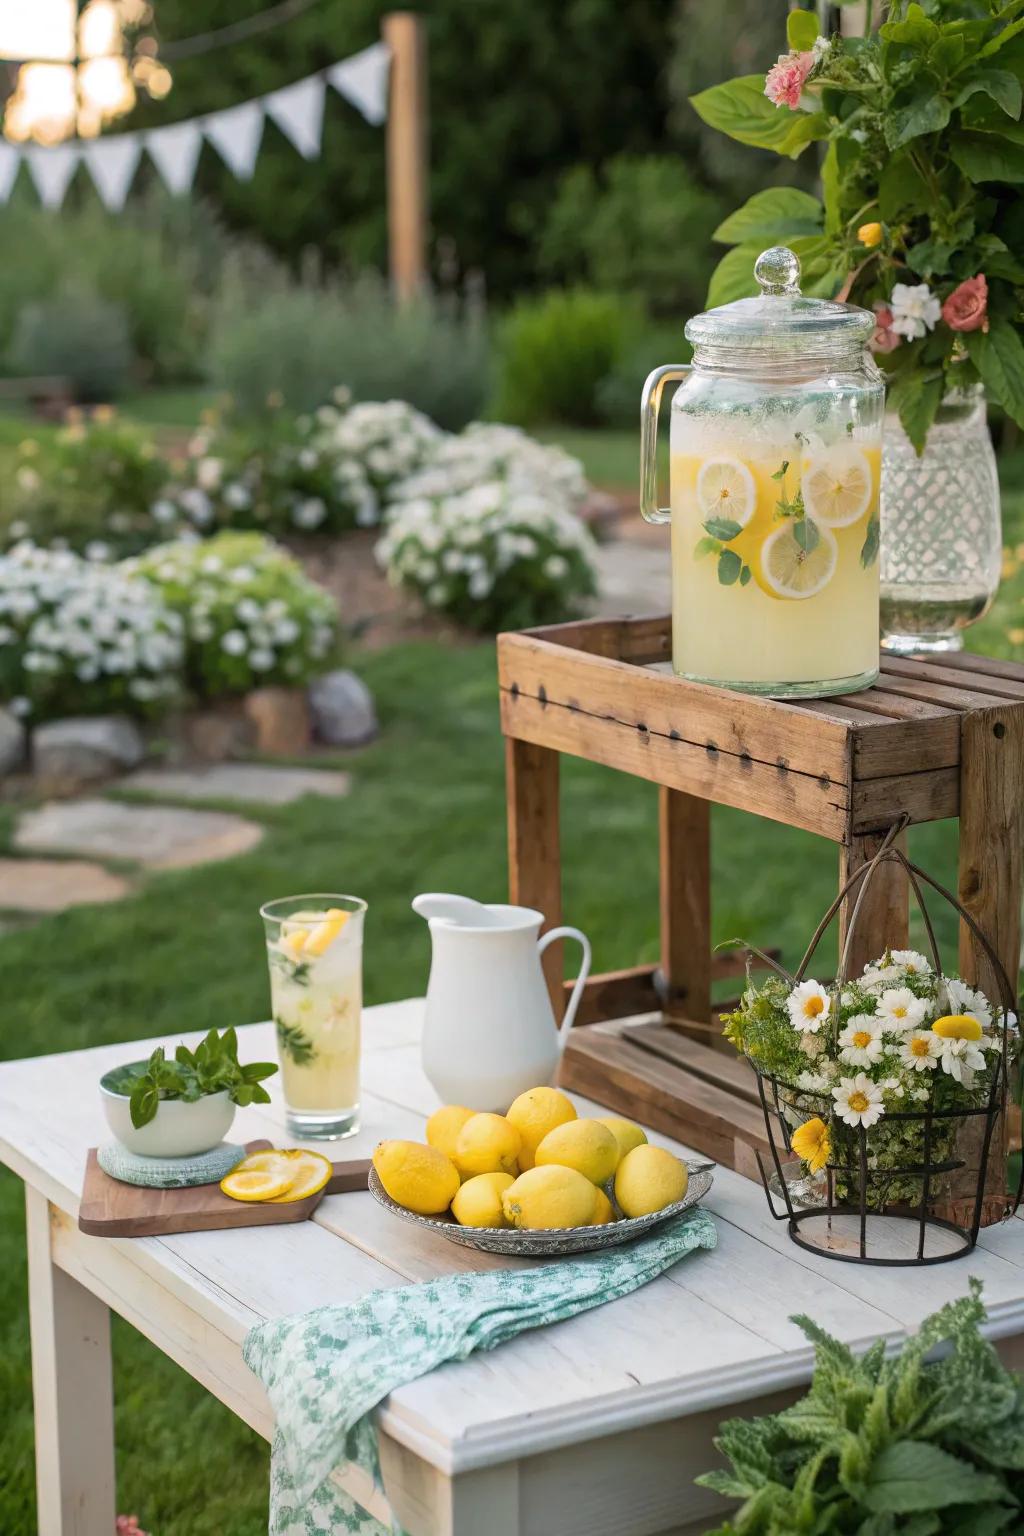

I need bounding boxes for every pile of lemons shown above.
[372,1086,688,1231]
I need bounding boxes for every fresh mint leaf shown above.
[794,517,820,554]
[739,563,752,586]
[717,548,743,585]
[787,8,819,53]
[702,515,743,542]
[713,187,823,246]
[276,1018,316,1066]
[771,460,790,481]
[861,517,880,569]
[130,1081,159,1129]
[694,535,722,559]
[864,1443,1010,1513]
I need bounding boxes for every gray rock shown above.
[15,799,263,869]
[0,708,26,774]
[308,669,378,747]
[33,715,145,784]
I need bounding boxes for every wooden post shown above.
[658,788,711,1030]
[838,830,910,982]
[506,738,563,1018]
[957,706,1024,1222]
[383,11,427,303]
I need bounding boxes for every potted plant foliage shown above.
[691,0,1024,651]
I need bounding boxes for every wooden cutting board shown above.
[78,1139,371,1238]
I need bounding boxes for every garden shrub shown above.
[493,289,638,426]
[0,541,183,723]
[1,414,175,557]
[129,532,339,701]
[379,426,596,631]
[539,155,723,318]
[310,397,445,513]
[7,286,134,401]
[209,272,490,429]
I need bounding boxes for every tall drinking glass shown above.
[260,894,366,1139]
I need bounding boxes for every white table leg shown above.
[379,1432,520,1536]
[26,1186,117,1536]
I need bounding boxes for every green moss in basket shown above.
[105,1028,277,1129]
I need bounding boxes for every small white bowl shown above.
[100,1064,236,1157]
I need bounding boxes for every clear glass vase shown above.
[880,384,1001,654]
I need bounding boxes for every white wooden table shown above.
[5,1000,1024,1536]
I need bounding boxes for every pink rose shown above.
[870,304,901,354]
[942,273,988,333]
[764,51,815,110]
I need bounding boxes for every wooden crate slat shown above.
[500,686,850,840]
[523,614,672,665]
[882,654,1024,702]
[866,673,994,712]
[834,686,959,721]
[500,633,852,784]
[919,649,1024,684]
[852,765,960,831]
[625,1023,762,1106]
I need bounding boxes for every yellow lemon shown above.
[614,1144,688,1218]
[757,521,838,601]
[506,1086,577,1170]
[372,1139,460,1215]
[221,1167,293,1202]
[932,1014,984,1041]
[451,1171,515,1228]
[303,908,350,957]
[454,1112,522,1178]
[598,1117,648,1161]
[801,449,873,528]
[426,1104,476,1162]
[534,1118,620,1185]
[267,1150,332,1203]
[591,1187,616,1226]
[501,1165,598,1230]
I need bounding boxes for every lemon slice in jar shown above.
[801,449,872,527]
[758,522,838,600]
[696,457,756,530]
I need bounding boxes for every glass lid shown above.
[685,246,875,356]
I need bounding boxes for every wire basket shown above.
[747,820,1020,1266]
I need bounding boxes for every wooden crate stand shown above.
[498,615,1024,1209]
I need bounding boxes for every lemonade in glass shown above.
[261,894,366,1138]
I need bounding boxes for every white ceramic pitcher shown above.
[414,895,591,1110]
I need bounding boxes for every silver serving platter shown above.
[368,1163,715,1257]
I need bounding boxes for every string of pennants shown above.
[0,41,390,212]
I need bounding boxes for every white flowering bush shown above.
[1,414,177,559]
[127,532,339,701]
[393,422,589,511]
[724,948,1015,1211]
[309,396,444,522]
[0,541,183,721]
[376,477,597,632]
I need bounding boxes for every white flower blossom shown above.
[889,282,942,340]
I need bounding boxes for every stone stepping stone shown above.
[0,857,132,913]
[123,763,350,807]
[15,800,263,871]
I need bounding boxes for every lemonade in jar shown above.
[261,894,366,1138]
[641,247,884,697]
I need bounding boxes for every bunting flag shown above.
[0,41,392,211]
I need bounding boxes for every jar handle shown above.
[640,365,690,524]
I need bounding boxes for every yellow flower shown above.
[91,404,115,424]
[1008,628,1024,647]
[857,221,883,248]
[791,1116,831,1174]
[932,1014,983,1041]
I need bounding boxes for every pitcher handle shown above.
[537,926,592,1048]
[640,364,690,524]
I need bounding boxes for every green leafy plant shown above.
[494,288,639,426]
[105,1029,278,1129]
[698,1279,1024,1533]
[691,0,1024,450]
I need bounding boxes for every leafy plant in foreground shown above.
[698,1279,1024,1533]
[106,1028,277,1129]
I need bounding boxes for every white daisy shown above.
[941,977,993,1030]
[876,988,927,1032]
[860,962,902,992]
[786,980,831,1034]
[889,949,932,976]
[832,1074,885,1129]
[838,1015,884,1068]
[899,1030,941,1072]
[938,1036,986,1085]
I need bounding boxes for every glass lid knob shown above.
[754,245,801,296]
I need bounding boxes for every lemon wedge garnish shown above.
[801,449,872,528]
[221,1166,295,1202]
[267,1150,332,1203]
[696,457,756,530]
[759,522,837,600]
[303,908,350,957]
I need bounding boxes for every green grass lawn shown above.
[0,633,994,1536]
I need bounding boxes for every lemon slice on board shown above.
[267,1150,333,1203]
[221,1166,295,1202]
[759,522,838,600]
[696,457,756,530]
[801,449,872,527]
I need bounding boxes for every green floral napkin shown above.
[243,1208,717,1535]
